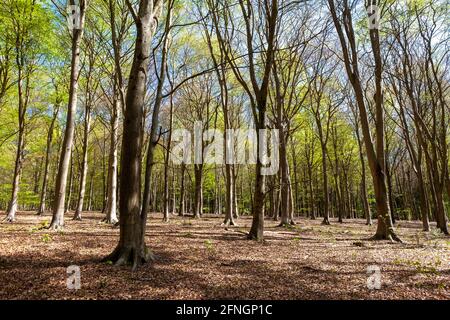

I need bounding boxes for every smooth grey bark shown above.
[49,0,86,230]
[328,0,401,241]
[73,101,91,220]
[37,103,60,215]
[163,92,174,222]
[104,0,163,268]
[178,163,186,216]
[104,96,120,224]
[140,0,172,222]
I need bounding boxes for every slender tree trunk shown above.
[162,92,174,222]
[37,105,60,215]
[5,59,28,222]
[140,0,172,223]
[5,128,24,222]
[356,127,372,225]
[104,98,119,224]
[49,1,86,230]
[73,105,91,220]
[178,163,186,216]
[194,164,203,218]
[320,140,330,225]
[279,131,293,226]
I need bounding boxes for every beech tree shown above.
[104,0,164,268]
[49,0,87,229]
[327,0,401,241]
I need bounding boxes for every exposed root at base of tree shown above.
[3,216,15,223]
[247,232,264,242]
[102,245,155,271]
[321,219,331,226]
[278,221,294,228]
[369,232,403,243]
[221,219,237,227]
[72,216,82,221]
[47,223,64,231]
[101,217,118,225]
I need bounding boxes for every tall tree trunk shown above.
[162,91,174,222]
[37,105,60,215]
[73,104,91,220]
[320,140,330,225]
[356,125,372,225]
[5,54,28,222]
[279,131,293,226]
[140,0,172,222]
[328,0,400,241]
[178,163,186,216]
[49,0,86,230]
[104,0,163,268]
[5,128,24,222]
[65,150,74,213]
[104,96,120,224]
[194,164,203,218]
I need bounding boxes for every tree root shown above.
[3,215,15,223]
[47,222,64,231]
[102,217,118,225]
[102,245,156,271]
[321,218,331,225]
[247,231,264,242]
[369,232,403,243]
[277,222,292,228]
[221,218,237,227]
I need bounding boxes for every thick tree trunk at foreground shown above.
[104,0,163,269]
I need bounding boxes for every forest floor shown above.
[0,211,449,300]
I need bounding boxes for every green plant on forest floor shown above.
[31,220,49,233]
[204,239,214,251]
[393,258,440,274]
[41,234,52,243]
